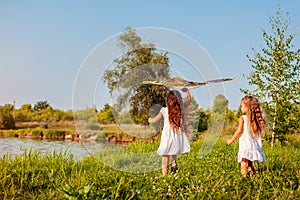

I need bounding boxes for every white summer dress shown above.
[238,115,266,162]
[157,107,190,156]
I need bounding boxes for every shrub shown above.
[0,105,15,129]
[45,129,67,138]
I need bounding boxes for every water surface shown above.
[0,137,107,160]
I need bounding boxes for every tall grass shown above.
[0,136,299,199]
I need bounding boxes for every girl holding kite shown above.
[148,88,191,176]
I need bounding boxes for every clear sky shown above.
[1,0,300,110]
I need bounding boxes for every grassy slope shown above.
[0,137,299,199]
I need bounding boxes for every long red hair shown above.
[166,90,186,132]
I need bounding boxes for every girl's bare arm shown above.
[227,116,244,145]
[182,88,191,107]
[148,112,163,124]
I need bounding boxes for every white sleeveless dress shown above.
[157,107,190,156]
[238,115,266,162]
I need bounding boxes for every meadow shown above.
[0,135,299,199]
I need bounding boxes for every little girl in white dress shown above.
[227,95,266,177]
[148,88,191,176]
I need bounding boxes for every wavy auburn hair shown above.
[166,90,186,132]
[242,95,266,137]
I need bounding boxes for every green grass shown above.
[0,136,299,199]
[0,128,75,139]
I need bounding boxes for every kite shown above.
[141,76,235,89]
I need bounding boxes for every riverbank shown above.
[0,128,79,141]
[0,121,160,143]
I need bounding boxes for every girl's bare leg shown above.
[171,155,177,172]
[162,156,169,176]
[248,161,256,175]
[171,155,177,165]
[241,158,249,177]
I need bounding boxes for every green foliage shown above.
[125,141,160,153]
[15,103,32,122]
[208,94,228,129]
[53,109,73,121]
[31,107,53,121]
[236,104,243,118]
[0,137,299,199]
[73,106,97,122]
[15,102,73,122]
[226,109,238,123]
[97,103,115,124]
[84,122,102,130]
[45,129,70,138]
[33,101,51,112]
[0,128,74,139]
[114,112,132,124]
[20,103,32,111]
[187,97,201,133]
[222,109,239,135]
[103,27,170,125]
[197,108,209,132]
[0,150,76,199]
[0,104,15,129]
[212,94,228,114]
[242,6,300,142]
[31,129,43,137]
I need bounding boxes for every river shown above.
[0,137,108,160]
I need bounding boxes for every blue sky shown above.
[1,1,300,110]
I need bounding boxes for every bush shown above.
[0,105,15,129]
[45,129,67,138]
[31,129,43,137]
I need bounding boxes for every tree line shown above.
[0,101,74,129]
[0,94,238,133]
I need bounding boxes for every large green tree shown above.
[103,27,170,125]
[242,7,300,145]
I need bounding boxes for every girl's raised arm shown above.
[227,116,244,145]
[181,88,191,107]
